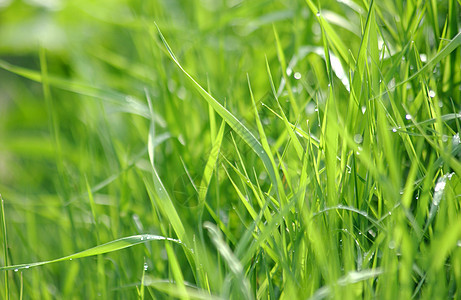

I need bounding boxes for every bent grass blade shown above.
[0,234,185,272]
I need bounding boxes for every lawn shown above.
[0,0,460,299]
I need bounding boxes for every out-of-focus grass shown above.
[0,0,460,299]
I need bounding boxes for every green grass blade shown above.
[0,195,9,300]
[0,235,184,272]
[199,120,226,204]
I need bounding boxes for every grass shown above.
[0,0,460,299]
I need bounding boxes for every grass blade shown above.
[0,235,185,272]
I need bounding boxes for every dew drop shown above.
[141,237,144,241]
[14,269,18,272]
[388,211,392,216]
[428,90,436,98]
[361,106,366,114]
[457,240,461,247]
[405,114,412,120]
[353,134,363,144]
[314,107,318,112]
[389,240,396,249]
[438,100,443,108]
[420,54,427,62]
[316,11,320,16]
[392,127,397,133]
[144,262,148,271]
[294,72,301,80]
[453,133,460,146]
[434,180,446,193]
[442,135,448,142]
[25,266,30,269]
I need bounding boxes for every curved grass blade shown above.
[309,269,384,300]
[312,205,386,232]
[154,24,281,201]
[0,234,185,272]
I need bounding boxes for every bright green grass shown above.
[0,0,460,299]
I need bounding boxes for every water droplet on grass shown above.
[453,133,460,146]
[392,128,397,133]
[405,114,412,120]
[144,262,148,271]
[428,90,436,98]
[316,11,320,16]
[294,72,301,80]
[389,240,396,249]
[361,106,366,114]
[14,269,18,272]
[353,134,363,144]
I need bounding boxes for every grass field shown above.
[1,0,461,299]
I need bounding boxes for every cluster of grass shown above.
[0,0,460,299]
